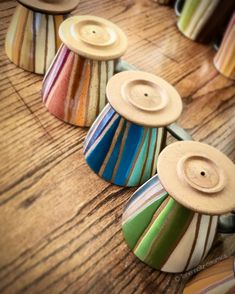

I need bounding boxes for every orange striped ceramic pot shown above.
[42,15,128,127]
[214,13,235,80]
[5,0,79,74]
[183,256,235,293]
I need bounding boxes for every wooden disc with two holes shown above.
[106,71,183,127]
[59,15,128,60]
[157,141,235,215]
[18,0,80,14]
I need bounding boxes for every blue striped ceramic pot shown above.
[83,71,183,187]
[122,141,235,272]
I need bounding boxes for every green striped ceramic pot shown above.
[83,71,184,187]
[176,0,234,43]
[5,0,80,74]
[122,141,235,272]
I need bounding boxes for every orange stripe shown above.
[19,9,34,71]
[54,15,63,49]
[12,5,28,65]
[75,60,91,126]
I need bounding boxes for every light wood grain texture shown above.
[0,0,234,293]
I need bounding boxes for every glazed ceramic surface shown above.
[83,71,182,187]
[122,174,218,273]
[84,104,167,186]
[5,3,67,74]
[177,0,235,43]
[214,13,235,80]
[42,44,114,126]
[183,256,235,293]
[42,15,127,127]
[122,141,235,272]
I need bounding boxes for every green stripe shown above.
[178,0,201,31]
[122,192,168,250]
[134,198,194,269]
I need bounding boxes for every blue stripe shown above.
[113,123,145,186]
[126,174,160,208]
[84,106,116,154]
[140,129,157,184]
[85,115,121,173]
[102,119,127,181]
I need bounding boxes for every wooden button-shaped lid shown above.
[157,141,235,215]
[59,15,128,60]
[106,71,183,127]
[18,0,80,14]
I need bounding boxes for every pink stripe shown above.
[42,44,70,102]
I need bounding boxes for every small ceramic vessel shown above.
[176,0,234,44]
[83,70,184,187]
[122,141,235,273]
[183,256,235,293]
[5,0,80,74]
[42,15,128,127]
[214,13,235,80]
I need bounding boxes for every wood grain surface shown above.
[0,0,234,293]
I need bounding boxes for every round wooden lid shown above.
[106,71,183,127]
[59,15,128,60]
[18,0,80,14]
[157,141,235,215]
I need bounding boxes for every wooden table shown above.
[0,0,234,293]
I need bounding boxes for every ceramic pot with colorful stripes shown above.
[214,13,235,80]
[122,141,235,272]
[83,70,184,187]
[42,15,128,127]
[5,0,80,74]
[183,256,235,293]
[176,0,235,44]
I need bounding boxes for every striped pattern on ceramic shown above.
[214,14,235,80]
[183,256,235,294]
[83,105,167,187]
[42,44,114,127]
[122,174,218,273]
[5,4,66,74]
[177,0,234,43]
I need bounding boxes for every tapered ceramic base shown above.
[122,174,218,273]
[42,45,115,127]
[213,13,235,80]
[5,4,66,74]
[84,104,167,187]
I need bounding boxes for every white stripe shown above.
[203,215,218,260]
[46,15,56,71]
[186,214,211,270]
[35,13,46,74]
[161,213,198,273]
[185,0,219,39]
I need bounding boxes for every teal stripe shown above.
[140,128,157,183]
[127,129,150,186]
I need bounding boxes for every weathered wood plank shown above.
[0,0,234,293]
